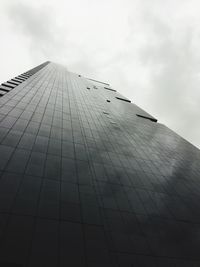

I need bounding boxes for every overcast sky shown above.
[1,0,200,148]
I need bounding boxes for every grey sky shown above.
[1,0,200,148]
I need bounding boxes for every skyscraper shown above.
[0,61,200,266]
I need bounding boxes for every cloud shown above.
[7,2,63,61]
[1,0,200,148]
[97,0,200,148]
[131,2,200,148]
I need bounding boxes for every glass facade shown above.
[0,62,200,266]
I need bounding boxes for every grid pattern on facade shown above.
[0,61,50,98]
[0,62,200,266]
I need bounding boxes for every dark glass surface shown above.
[0,62,200,266]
